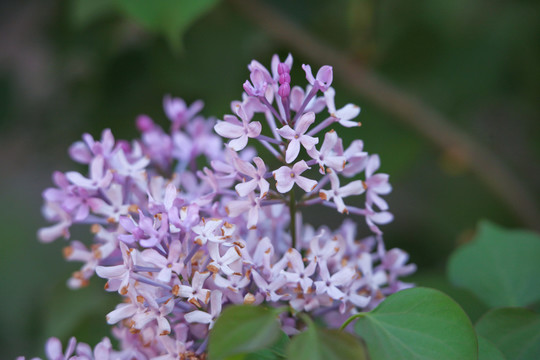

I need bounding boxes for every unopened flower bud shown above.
[278,83,291,98]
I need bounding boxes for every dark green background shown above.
[1,0,539,357]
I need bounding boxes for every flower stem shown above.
[339,312,366,330]
[289,189,297,249]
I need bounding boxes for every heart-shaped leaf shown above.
[287,325,368,360]
[354,287,478,360]
[208,305,282,360]
[448,221,540,308]
[475,308,540,360]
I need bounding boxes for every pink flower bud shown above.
[278,83,291,98]
[136,115,155,132]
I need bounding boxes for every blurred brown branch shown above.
[229,0,540,231]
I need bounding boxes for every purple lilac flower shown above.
[214,104,262,151]
[273,160,317,193]
[277,111,319,163]
[28,54,415,359]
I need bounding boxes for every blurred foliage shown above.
[448,221,540,308]
[70,0,221,50]
[476,308,540,360]
[1,0,539,357]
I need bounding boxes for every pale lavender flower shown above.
[68,129,115,164]
[252,270,288,302]
[214,105,262,151]
[314,261,356,300]
[341,139,368,178]
[65,155,113,191]
[118,210,168,248]
[302,64,333,91]
[213,273,251,303]
[137,115,173,168]
[307,232,340,263]
[364,154,392,211]
[176,271,211,307]
[381,248,417,281]
[38,203,71,243]
[270,53,293,81]
[290,292,328,313]
[131,298,174,336]
[139,239,184,283]
[247,59,274,83]
[184,290,223,329]
[365,203,394,235]
[88,183,130,223]
[154,324,193,360]
[273,160,317,193]
[105,301,139,326]
[340,280,371,313]
[226,193,261,230]
[281,248,317,292]
[290,86,326,114]
[46,337,77,360]
[207,242,242,276]
[234,156,269,198]
[320,170,365,214]
[192,218,226,245]
[163,95,204,131]
[246,237,276,275]
[110,149,150,186]
[96,242,134,295]
[307,130,346,174]
[243,69,268,97]
[277,112,319,163]
[324,87,361,127]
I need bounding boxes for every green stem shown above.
[289,189,297,249]
[339,313,366,331]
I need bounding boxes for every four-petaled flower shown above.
[234,156,270,198]
[364,154,392,211]
[307,130,346,174]
[320,170,365,214]
[176,271,211,308]
[192,218,226,245]
[281,248,317,293]
[243,69,268,97]
[324,87,361,127]
[273,160,317,193]
[184,290,223,329]
[277,112,319,163]
[214,104,262,151]
[314,260,356,300]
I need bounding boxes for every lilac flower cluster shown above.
[27,54,415,359]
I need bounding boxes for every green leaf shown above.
[478,336,506,360]
[287,325,369,360]
[208,305,282,360]
[409,271,489,323]
[243,331,289,360]
[354,287,478,360]
[448,221,540,308]
[70,0,119,27]
[116,0,221,50]
[475,308,540,360]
